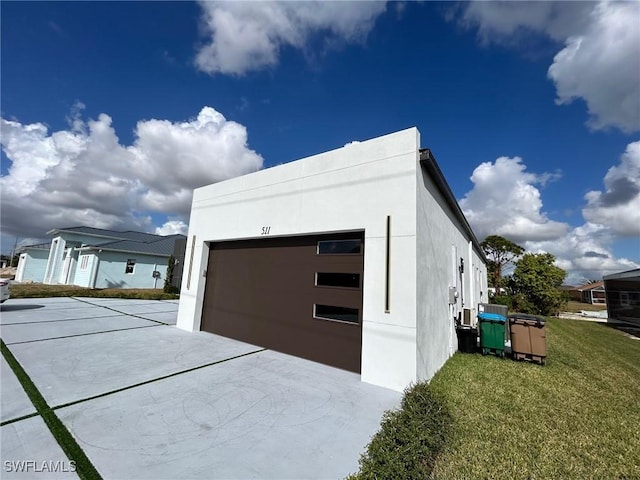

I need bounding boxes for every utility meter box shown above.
[448,286,458,304]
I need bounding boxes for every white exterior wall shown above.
[74,254,99,288]
[42,232,119,286]
[93,251,166,289]
[177,127,486,392]
[15,254,27,282]
[15,250,49,283]
[416,166,487,382]
[44,237,66,284]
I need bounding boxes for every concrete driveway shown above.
[1,297,400,479]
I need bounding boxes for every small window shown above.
[317,239,361,255]
[314,305,359,324]
[125,259,136,274]
[316,272,360,289]
[80,255,89,270]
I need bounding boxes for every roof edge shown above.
[419,148,487,263]
[604,268,640,281]
[78,246,172,257]
[46,228,127,241]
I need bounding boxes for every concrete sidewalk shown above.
[1,297,400,479]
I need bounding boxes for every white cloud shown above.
[0,107,263,240]
[459,1,640,133]
[129,106,263,215]
[525,223,639,285]
[195,1,387,75]
[459,156,568,243]
[155,220,189,236]
[548,2,640,133]
[461,149,640,284]
[460,2,592,43]
[583,141,640,236]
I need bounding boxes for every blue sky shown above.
[1,1,639,284]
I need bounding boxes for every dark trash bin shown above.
[478,312,506,357]
[456,326,478,353]
[508,314,547,365]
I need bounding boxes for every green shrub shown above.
[348,382,452,480]
[163,255,180,294]
[510,253,567,316]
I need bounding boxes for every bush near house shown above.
[488,253,568,316]
[508,253,567,315]
[163,255,180,294]
[348,383,452,480]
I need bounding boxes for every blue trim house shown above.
[15,226,186,289]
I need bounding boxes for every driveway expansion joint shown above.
[4,323,165,346]
[52,347,267,411]
[72,297,177,325]
[0,411,39,427]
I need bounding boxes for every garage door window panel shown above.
[315,272,360,289]
[314,304,359,324]
[317,239,361,255]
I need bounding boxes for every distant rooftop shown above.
[47,226,165,243]
[85,234,185,257]
[42,226,186,257]
[18,242,52,252]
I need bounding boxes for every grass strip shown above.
[53,348,267,411]
[10,284,178,300]
[1,339,103,480]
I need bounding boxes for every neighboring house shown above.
[15,227,186,289]
[604,268,640,325]
[559,284,580,301]
[177,128,488,392]
[15,243,51,283]
[579,281,606,304]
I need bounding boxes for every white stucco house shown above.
[15,226,186,289]
[177,127,487,392]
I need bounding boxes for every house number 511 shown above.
[261,226,271,235]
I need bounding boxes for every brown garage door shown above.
[201,232,364,372]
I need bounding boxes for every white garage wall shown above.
[177,127,487,392]
[416,162,488,382]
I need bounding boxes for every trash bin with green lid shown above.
[508,314,547,365]
[478,312,506,357]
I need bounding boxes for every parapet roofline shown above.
[419,148,486,263]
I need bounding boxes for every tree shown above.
[163,255,179,294]
[510,252,567,316]
[480,235,524,290]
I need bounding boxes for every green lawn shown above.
[565,300,608,312]
[352,318,640,479]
